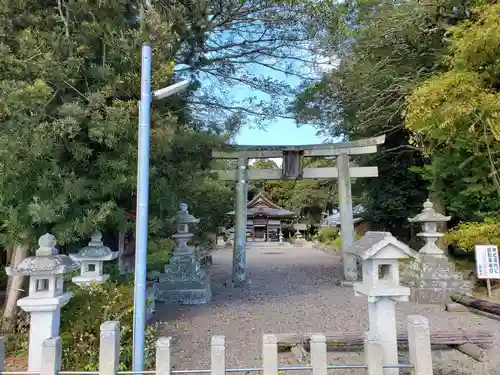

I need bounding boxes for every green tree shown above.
[405,2,500,220]
[0,0,234,321]
[293,0,478,238]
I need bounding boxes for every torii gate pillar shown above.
[233,160,249,284]
[337,153,357,282]
[212,136,385,284]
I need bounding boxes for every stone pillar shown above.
[337,153,357,282]
[233,161,248,284]
[367,297,398,375]
[5,234,79,371]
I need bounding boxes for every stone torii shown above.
[212,135,385,285]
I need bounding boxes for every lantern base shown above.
[401,255,473,304]
[155,261,211,304]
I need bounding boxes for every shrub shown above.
[147,237,176,272]
[445,217,500,251]
[59,282,159,370]
[317,227,340,244]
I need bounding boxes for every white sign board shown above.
[475,244,500,279]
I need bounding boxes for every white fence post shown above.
[407,315,433,375]
[40,337,62,375]
[211,336,226,375]
[156,337,172,375]
[310,334,327,375]
[364,332,384,375]
[0,336,5,373]
[100,321,120,375]
[262,334,278,375]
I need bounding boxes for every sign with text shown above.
[475,244,500,279]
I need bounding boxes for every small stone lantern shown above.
[408,199,450,258]
[155,203,212,304]
[5,233,79,371]
[346,231,418,375]
[225,227,235,248]
[70,231,119,287]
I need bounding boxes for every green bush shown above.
[317,227,340,244]
[59,282,159,370]
[445,217,500,251]
[147,237,176,272]
[325,231,361,249]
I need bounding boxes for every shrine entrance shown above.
[211,136,385,284]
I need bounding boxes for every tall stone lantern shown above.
[155,203,212,304]
[5,233,79,371]
[70,231,119,287]
[403,199,473,304]
[408,199,450,258]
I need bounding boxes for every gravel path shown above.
[156,244,500,375]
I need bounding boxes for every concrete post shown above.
[337,153,357,282]
[368,297,399,375]
[99,322,120,375]
[262,334,278,375]
[233,160,248,284]
[211,336,225,375]
[156,337,172,375]
[310,334,327,375]
[40,337,61,375]
[407,315,433,375]
[364,332,384,375]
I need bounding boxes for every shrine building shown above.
[226,192,295,242]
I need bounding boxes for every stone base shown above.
[401,255,473,305]
[293,239,306,247]
[410,285,472,305]
[155,262,211,305]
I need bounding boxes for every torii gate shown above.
[212,135,386,285]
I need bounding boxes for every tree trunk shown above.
[2,243,28,330]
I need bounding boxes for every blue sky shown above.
[231,61,326,146]
[236,119,323,145]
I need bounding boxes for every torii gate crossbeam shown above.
[211,135,386,285]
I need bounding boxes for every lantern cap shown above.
[408,199,451,223]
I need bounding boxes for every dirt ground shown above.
[154,243,500,375]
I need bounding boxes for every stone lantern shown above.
[408,199,451,258]
[225,227,235,248]
[155,203,212,304]
[346,231,418,375]
[403,199,473,304]
[5,233,79,371]
[70,231,119,287]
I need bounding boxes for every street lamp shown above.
[133,42,189,373]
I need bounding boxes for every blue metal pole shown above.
[132,42,152,372]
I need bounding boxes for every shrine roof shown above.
[226,192,296,217]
